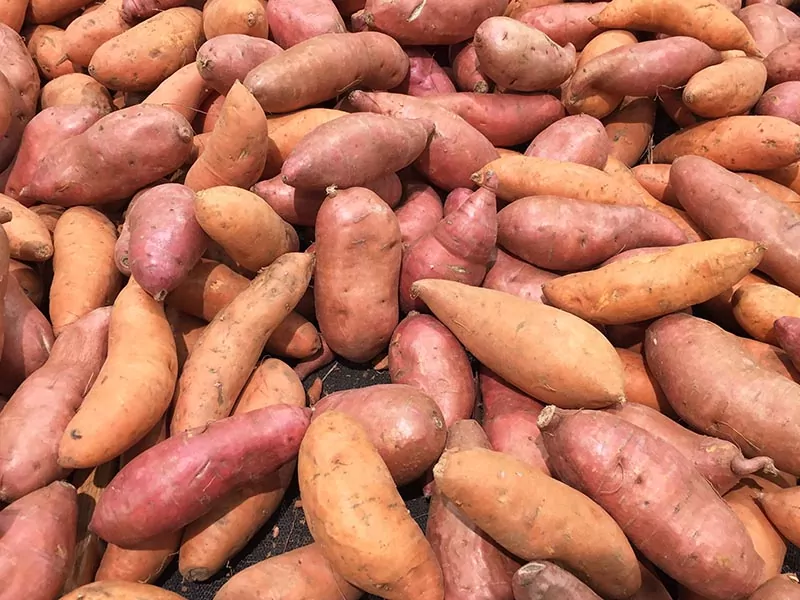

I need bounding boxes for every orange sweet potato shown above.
[749,574,800,600]
[63,0,130,68]
[615,347,674,415]
[39,73,113,113]
[142,63,210,123]
[0,194,53,261]
[26,24,77,79]
[202,0,268,39]
[732,283,800,343]
[196,34,282,96]
[758,485,800,547]
[524,114,609,169]
[266,0,345,48]
[683,57,767,118]
[28,0,89,24]
[262,108,345,177]
[0,0,28,31]
[62,582,186,600]
[604,97,656,167]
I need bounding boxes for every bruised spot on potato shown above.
[70,429,82,439]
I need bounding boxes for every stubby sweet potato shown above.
[515,2,604,50]
[756,82,800,124]
[738,3,800,56]
[215,543,363,600]
[27,24,77,80]
[512,562,603,600]
[196,34,282,95]
[0,194,53,261]
[244,32,408,113]
[524,114,609,169]
[348,90,499,191]
[61,582,187,600]
[749,574,800,600]
[353,0,507,45]
[266,0,345,48]
[281,114,432,190]
[731,283,800,343]
[400,181,496,313]
[202,0,268,38]
[388,313,475,426]
[38,73,113,113]
[312,384,446,485]
[645,313,800,475]
[0,481,77,600]
[395,182,443,250]
[412,279,626,409]
[764,40,800,85]
[482,248,556,304]
[498,196,685,271]
[433,447,640,599]
[683,57,767,118]
[670,155,800,294]
[449,42,491,93]
[22,105,194,206]
[473,17,576,92]
[392,47,456,97]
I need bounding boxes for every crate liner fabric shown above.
[159,361,800,600]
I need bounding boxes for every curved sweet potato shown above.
[482,248,555,304]
[196,34,282,95]
[266,0,345,48]
[395,182,443,250]
[524,114,609,169]
[449,42,491,93]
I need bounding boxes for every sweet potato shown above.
[315,187,401,363]
[244,32,408,113]
[63,0,130,68]
[0,276,54,393]
[590,0,762,55]
[0,481,77,600]
[215,543,363,600]
[645,313,800,475]
[0,0,27,31]
[538,407,765,600]
[482,248,556,304]
[353,0,507,45]
[89,7,202,91]
[615,347,675,415]
[604,97,656,167]
[27,24,77,79]
[764,40,800,85]
[515,2,604,50]
[262,107,346,177]
[202,0,267,38]
[170,253,312,433]
[0,307,109,501]
[683,57,767,118]
[512,562,602,600]
[28,0,88,24]
[749,574,800,600]
[450,42,491,93]
[142,63,210,123]
[299,410,444,599]
[498,197,685,271]
[737,335,800,382]
[670,155,800,294]
[62,581,193,600]
[57,279,176,469]
[392,47,455,97]
[0,23,38,114]
[281,113,432,190]
[178,359,305,581]
[774,315,800,369]
[568,37,722,103]
[412,279,625,409]
[8,260,41,306]
[395,182,443,250]
[388,313,475,427]
[0,194,52,261]
[121,0,189,20]
[266,0,345,48]
[756,82,800,124]
[39,73,113,113]
[196,34,281,96]
[433,447,640,599]
[400,181,496,313]
[738,4,800,56]
[22,105,193,206]
[731,283,800,343]
[185,82,268,192]
[193,186,296,272]
[426,420,519,600]
[348,90,499,191]
[524,114,609,168]
[293,334,335,380]
[166,309,205,371]
[312,384,446,485]
[741,173,800,212]
[758,485,800,546]
[473,17,576,92]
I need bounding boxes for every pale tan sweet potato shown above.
[39,73,113,113]
[202,0,268,38]
[731,283,800,343]
[683,57,767,118]
[0,194,53,261]
[524,114,609,169]
[26,24,77,79]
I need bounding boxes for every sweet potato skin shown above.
[196,34,282,95]
[450,42,491,93]
[538,407,765,600]
[61,582,187,600]
[482,248,556,304]
[749,574,800,600]
[122,0,190,20]
[683,57,767,118]
[515,2,605,50]
[512,561,603,600]
[732,283,800,343]
[393,47,456,97]
[524,114,609,169]
[758,486,800,547]
[645,313,800,476]
[764,40,800,86]
[27,24,77,80]
[263,108,347,178]
[63,0,131,69]
[395,182,443,250]
[38,73,113,114]
[756,82,800,124]
[266,0,346,48]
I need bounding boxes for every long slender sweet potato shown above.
[482,248,556,304]
[670,155,800,294]
[244,32,408,113]
[0,194,53,261]
[749,574,800,600]
[299,410,445,600]
[395,182,443,250]
[683,57,767,118]
[0,481,77,600]
[732,283,800,343]
[348,90,499,191]
[603,97,656,167]
[178,359,305,581]
[62,582,186,600]
[38,73,113,113]
[515,2,605,49]
[524,114,609,169]
[538,407,765,600]
[400,181,496,313]
[50,207,120,336]
[449,42,491,93]
[171,253,313,433]
[63,0,131,68]
[758,486,800,546]
[411,279,625,409]
[266,0,345,48]
[392,47,456,97]
[0,307,110,502]
[512,562,602,600]
[474,17,576,92]
[645,313,800,475]
[498,197,685,271]
[433,447,640,599]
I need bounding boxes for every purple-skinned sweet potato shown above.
[0,481,78,600]
[423,92,564,148]
[474,17,577,92]
[392,47,456,97]
[645,313,800,476]
[738,4,800,56]
[312,384,446,485]
[482,248,556,304]
[266,0,346,49]
[512,562,603,600]
[774,316,800,370]
[6,105,106,204]
[0,308,110,502]
[426,420,520,600]
[281,113,433,190]
[497,196,687,271]
[347,90,499,191]
[764,40,800,86]
[755,81,800,124]
[90,404,310,547]
[395,181,443,251]
[196,35,283,95]
[400,178,497,313]
[538,406,765,600]
[21,105,194,207]
[449,42,491,93]
[388,312,475,426]
[515,2,606,50]
[524,114,610,169]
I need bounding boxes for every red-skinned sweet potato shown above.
[449,42,491,93]
[738,4,800,56]
[764,40,800,85]
[756,82,800,124]
[774,315,800,369]
[482,248,556,304]
[196,34,282,95]
[395,181,443,250]
[392,47,456,97]
[748,574,800,600]
[121,0,190,20]
[266,0,346,48]
[515,2,605,49]
[512,561,603,600]
[524,114,609,169]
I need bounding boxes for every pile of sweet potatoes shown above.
[2,0,800,599]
